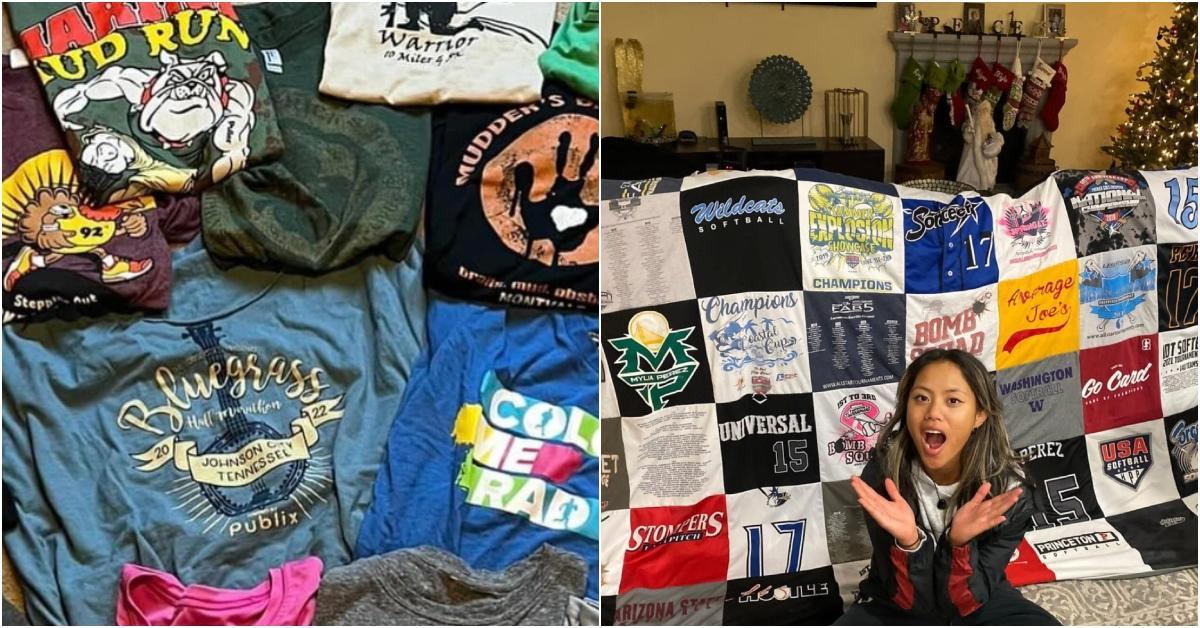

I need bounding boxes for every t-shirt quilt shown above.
[599,167,1199,625]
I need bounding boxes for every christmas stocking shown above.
[1040,61,1069,131]
[986,62,1016,107]
[944,59,968,126]
[1017,58,1056,128]
[1002,57,1024,131]
[964,57,992,107]
[892,56,924,129]
[925,58,948,98]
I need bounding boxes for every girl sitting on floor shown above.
[837,349,1061,625]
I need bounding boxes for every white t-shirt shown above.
[912,460,959,547]
[321,2,555,105]
[899,461,1023,552]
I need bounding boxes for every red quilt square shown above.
[620,495,731,593]
[1080,335,1162,433]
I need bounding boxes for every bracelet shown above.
[896,529,924,551]
[42,224,60,232]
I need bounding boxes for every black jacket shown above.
[856,456,1036,622]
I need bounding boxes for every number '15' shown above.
[1165,177,1198,229]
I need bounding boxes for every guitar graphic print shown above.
[183,322,308,516]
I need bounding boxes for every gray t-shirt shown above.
[314,545,587,625]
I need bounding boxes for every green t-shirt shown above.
[7,2,283,202]
[201,2,430,273]
[539,3,600,100]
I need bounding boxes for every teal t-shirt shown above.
[539,3,599,99]
[2,239,426,625]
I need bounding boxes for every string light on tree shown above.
[1104,2,1197,169]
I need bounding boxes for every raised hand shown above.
[511,130,599,265]
[851,475,919,548]
[948,482,1022,547]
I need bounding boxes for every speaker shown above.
[715,101,729,146]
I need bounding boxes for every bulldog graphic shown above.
[52,50,256,195]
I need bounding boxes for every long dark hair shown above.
[873,349,1029,518]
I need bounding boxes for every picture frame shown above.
[963,2,985,35]
[1044,3,1067,36]
[894,2,918,32]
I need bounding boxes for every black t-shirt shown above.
[425,83,598,310]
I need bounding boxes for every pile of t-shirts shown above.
[1,2,598,625]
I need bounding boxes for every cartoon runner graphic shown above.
[2,150,154,291]
[51,51,256,198]
[556,499,580,525]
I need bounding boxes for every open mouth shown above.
[922,430,946,456]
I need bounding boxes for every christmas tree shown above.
[1102,2,1197,169]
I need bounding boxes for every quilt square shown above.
[601,191,697,313]
[678,173,803,298]
[621,495,731,593]
[1159,328,1199,416]
[813,384,897,483]
[697,290,811,404]
[798,179,904,294]
[994,179,1079,280]
[1157,242,1198,332]
[716,394,819,493]
[723,566,842,625]
[803,292,906,392]
[1056,170,1157,256]
[1140,168,1199,244]
[602,417,632,511]
[1080,335,1162,433]
[604,300,714,417]
[622,403,724,508]
[898,188,999,293]
[725,483,831,581]
[997,353,1084,449]
[905,286,999,370]
[997,259,1080,369]
[610,582,726,625]
[1106,499,1197,571]
[1163,408,1198,497]
[1016,436,1104,530]
[1086,420,1180,516]
[1023,518,1151,580]
[1078,245,1158,349]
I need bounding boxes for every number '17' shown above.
[745,520,806,577]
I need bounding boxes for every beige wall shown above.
[601,2,1176,179]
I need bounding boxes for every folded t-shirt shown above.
[356,295,600,600]
[2,58,198,324]
[320,2,555,105]
[538,3,599,99]
[202,2,429,273]
[116,558,321,626]
[425,83,599,310]
[7,2,283,203]
[315,545,585,625]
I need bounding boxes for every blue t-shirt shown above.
[355,295,600,599]
[2,240,426,625]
